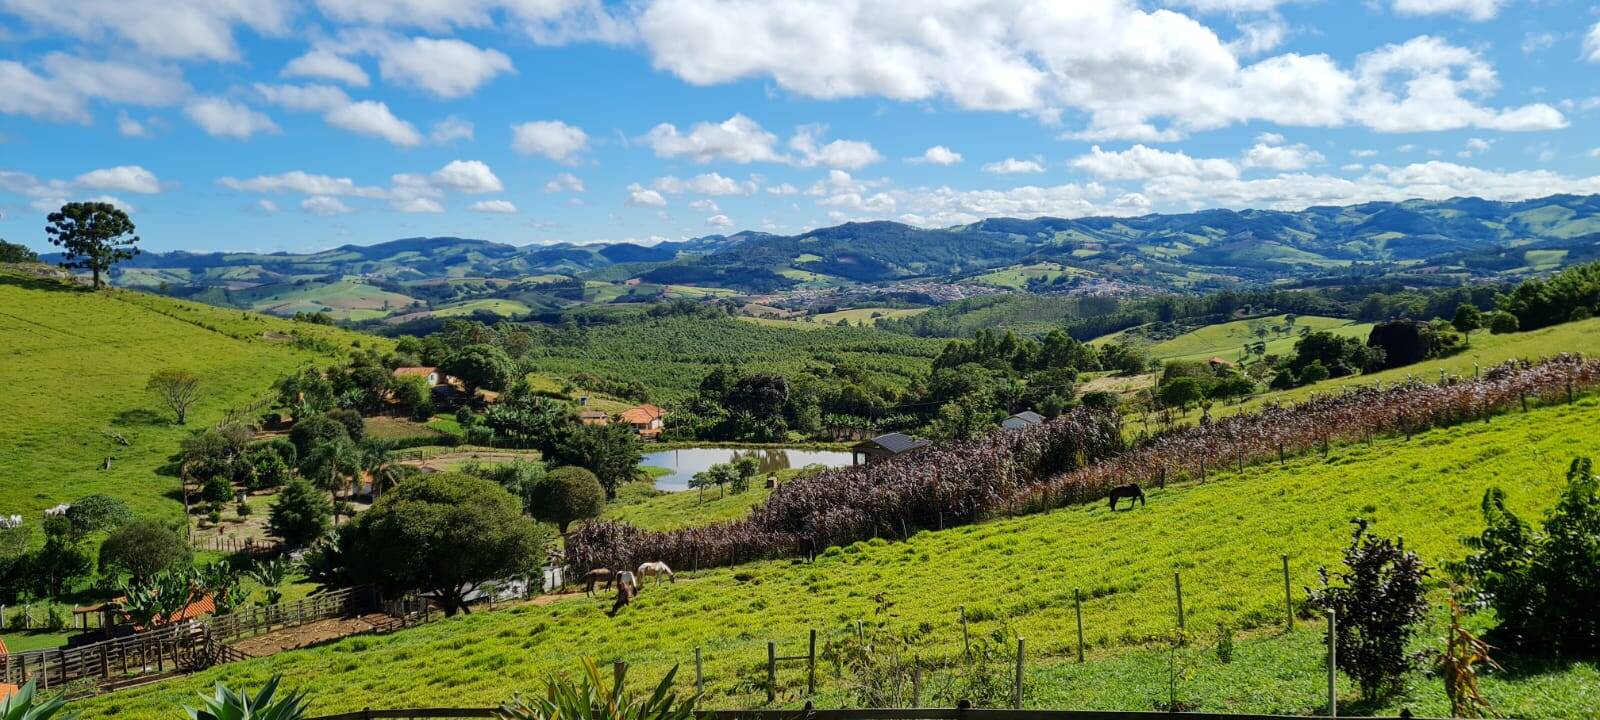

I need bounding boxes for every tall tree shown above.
[147,369,203,424]
[552,423,643,499]
[45,201,140,288]
[0,238,39,263]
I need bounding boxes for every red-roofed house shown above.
[393,366,442,386]
[619,404,665,438]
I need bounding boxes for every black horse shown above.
[1108,483,1146,510]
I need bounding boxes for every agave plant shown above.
[497,659,698,720]
[0,682,74,720]
[184,676,310,720]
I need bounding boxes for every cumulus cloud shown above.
[544,172,585,193]
[75,166,162,194]
[1587,22,1600,63]
[218,171,388,198]
[185,97,279,139]
[0,0,293,61]
[643,113,784,164]
[1351,36,1566,133]
[256,198,281,214]
[789,126,883,169]
[430,116,474,143]
[1391,0,1504,21]
[256,83,422,146]
[301,196,354,216]
[652,172,757,196]
[983,157,1047,174]
[0,61,82,121]
[0,54,189,122]
[705,213,734,228]
[626,183,667,206]
[392,197,444,213]
[511,120,588,162]
[469,199,518,213]
[631,1,1560,140]
[283,49,371,87]
[688,198,720,212]
[1241,134,1324,170]
[1071,145,1238,180]
[375,36,513,98]
[908,146,963,165]
[430,160,503,193]
[310,0,630,42]
[116,113,150,138]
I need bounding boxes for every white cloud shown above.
[301,196,353,216]
[0,61,81,121]
[430,160,503,193]
[1351,36,1567,133]
[430,116,474,143]
[1071,145,1238,180]
[1241,138,1324,170]
[643,114,784,164]
[325,101,423,146]
[469,199,518,213]
[184,97,279,139]
[38,54,190,107]
[1351,149,1379,158]
[116,113,149,138]
[256,198,281,214]
[652,172,756,196]
[705,213,734,228]
[256,83,350,112]
[217,171,387,198]
[688,198,720,212]
[983,157,1046,174]
[1228,16,1287,57]
[75,166,162,194]
[511,120,588,162]
[626,183,668,206]
[1341,163,1365,172]
[544,172,585,193]
[1460,137,1493,157]
[908,146,963,165]
[393,197,444,213]
[1520,32,1557,55]
[766,183,799,195]
[0,0,294,61]
[376,37,513,99]
[283,49,371,87]
[789,126,883,169]
[1391,0,1504,21]
[1586,23,1600,63]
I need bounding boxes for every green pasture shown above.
[431,298,533,318]
[1093,314,1367,363]
[812,307,928,326]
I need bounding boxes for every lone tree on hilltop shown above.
[147,369,203,424]
[45,201,140,288]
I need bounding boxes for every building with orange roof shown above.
[392,366,442,386]
[618,404,665,438]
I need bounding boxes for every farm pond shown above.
[642,447,853,491]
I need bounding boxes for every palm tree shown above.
[360,442,406,500]
[304,437,360,525]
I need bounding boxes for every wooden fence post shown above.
[912,661,922,707]
[1074,588,1085,663]
[766,641,777,704]
[807,629,817,696]
[959,605,970,659]
[1012,637,1024,709]
[613,660,625,694]
[1282,554,1294,632]
[694,647,704,694]
[1327,609,1337,718]
[1173,572,1185,631]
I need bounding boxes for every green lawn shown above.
[78,394,1600,719]
[605,481,775,532]
[0,271,371,522]
[1099,314,1370,364]
[431,298,533,318]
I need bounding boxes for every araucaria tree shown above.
[45,201,140,288]
[338,473,547,615]
[147,369,202,424]
[1310,519,1430,701]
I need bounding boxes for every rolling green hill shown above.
[0,267,373,521]
[1099,314,1374,364]
[78,394,1600,719]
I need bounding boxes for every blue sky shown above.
[2,0,1599,253]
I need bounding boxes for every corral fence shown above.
[0,585,432,693]
[304,708,1437,720]
[190,534,283,557]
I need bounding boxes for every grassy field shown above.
[78,393,1600,719]
[1093,314,1370,364]
[0,270,371,521]
[431,298,533,318]
[238,278,419,321]
[966,262,1088,290]
[812,307,929,326]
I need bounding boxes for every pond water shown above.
[642,447,854,491]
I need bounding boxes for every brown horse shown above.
[1108,483,1145,510]
[581,568,615,596]
[609,577,636,616]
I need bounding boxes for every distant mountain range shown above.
[65,194,1600,323]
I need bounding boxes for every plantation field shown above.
[967,262,1088,290]
[236,278,420,321]
[1093,314,1368,364]
[431,298,533,318]
[0,271,370,521]
[81,396,1600,719]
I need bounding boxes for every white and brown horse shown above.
[637,561,676,585]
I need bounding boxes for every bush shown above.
[98,519,192,583]
[536,467,606,533]
[267,479,332,548]
[1488,311,1520,334]
[243,448,291,492]
[1455,457,1600,656]
[1309,519,1430,701]
[497,659,696,720]
[201,473,235,505]
[185,675,311,720]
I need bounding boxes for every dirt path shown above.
[229,614,393,657]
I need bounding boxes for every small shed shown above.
[1001,410,1045,431]
[578,410,610,426]
[393,366,442,386]
[851,432,930,465]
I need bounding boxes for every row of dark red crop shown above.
[1013,355,1600,512]
[567,355,1599,574]
[565,408,1125,573]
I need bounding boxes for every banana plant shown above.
[497,659,698,720]
[184,676,310,720]
[0,681,74,720]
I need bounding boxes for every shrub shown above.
[98,519,191,583]
[1488,311,1519,334]
[496,659,696,720]
[60,495,132,540]
[184,675,310,720]
[1455,457,1600,656]
[0,680,73,720]
[201,473,235,505]
[1309,519,1430,701]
